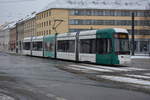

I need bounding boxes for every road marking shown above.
[69,65,112,72]
[125,74,150,79]
[97,75,150,86]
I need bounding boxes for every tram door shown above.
[96,38,113,64]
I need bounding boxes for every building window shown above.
[47,12,49,17]
[46,30,48,35]
[128,30,150,35]
[69,9,149,17]
[69,19,149,26]
[49,20,51,25]
[49,11,51,16]
[46,21,48,26]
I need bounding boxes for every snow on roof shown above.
[0,21,17,30]
[21,12,36,22]
[114,28,128,33]
[40,0,150,13]
[0,12,36,30]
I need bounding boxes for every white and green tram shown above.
[23,28,131,65]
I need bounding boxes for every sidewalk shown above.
[131,55,150,59]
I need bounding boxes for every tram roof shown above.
[96,28,129,34]
[32,36,43,41]
[23,37,32,42]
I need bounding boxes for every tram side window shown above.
[68,40,75,52]
[57,40,75,52]
[23,42,30,50]
[96,39,112,54]
[80,39,96,53]
[32,42,42,51]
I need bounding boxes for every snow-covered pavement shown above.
[68,64,148,72]
[97,75,150,86]
[65,64,150,89]
[131,55,150,59]
[0,94,14,100]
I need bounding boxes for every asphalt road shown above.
[0,53,150,100]
[130,59,150,69]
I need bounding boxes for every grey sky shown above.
[0,0,149,25]
[0,0,54,24]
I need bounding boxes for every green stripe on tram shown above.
[43,34,55,58]
[96,28,119,65]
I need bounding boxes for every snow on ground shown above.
[98,75,150,86]
[68,64,148,73]
[131,56,150,59]
[82,64,130,71]
[124,67,147,71]
[69,65,113,72]
[144,73,150,76]
[125,74,150,79]
[66,63,150,88]
[0,94,14,100]
[81,64,147,71]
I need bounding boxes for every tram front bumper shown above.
[118,55,131,65]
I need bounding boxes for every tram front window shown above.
[114,33,130,55]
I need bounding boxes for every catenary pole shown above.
[131,12,135,55]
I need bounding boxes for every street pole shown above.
[131,12,135,56]
[16,23,18,53]
[75,31,80,62]
[52,19,64,59]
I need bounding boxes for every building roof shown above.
[19,12,36,23]
[40,0,150,13]
[0,21,16,30]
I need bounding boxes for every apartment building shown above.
[16,21,24,54]
[24,16,36,38]
[9,26,17,52]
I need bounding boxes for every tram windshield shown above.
[114,33,130,55]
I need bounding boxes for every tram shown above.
[23,28,131,65]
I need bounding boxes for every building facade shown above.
[2,28,10,52]
[24,17,36,38]
[0,25,10,52]
[9,26,17,53]
[36,9,69,36]
[16,21,24,54]
[36,8,150,54]
[0,29,5,51]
